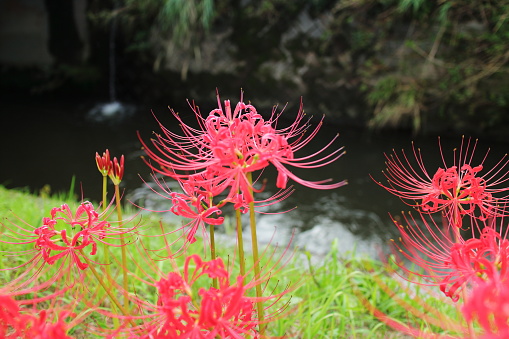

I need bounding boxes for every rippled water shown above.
[3,100,508,259]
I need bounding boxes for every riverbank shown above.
[0,185,462,338]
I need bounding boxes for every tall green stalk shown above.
[101,175,108,211]
[236,208,246,276]
[101,175,112,278]
[114,184,129,306]
[210,223,218,289]
[246,172,265,334]
[81,250,131,321]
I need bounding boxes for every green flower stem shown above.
[236,208,246,276]
[101,175,112,279]
[246,172,265,335]
[101,175,108,211]
[210,223,218,289]
[80,251,131,320]
[99,174,119,323]
[114,183,129,306]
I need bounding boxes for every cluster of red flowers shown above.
[379,137,509,227]
[142,95,345,195]
[0,91,345,338]
[0,294,73,339]
[140,93,345,247]
[96,150,125,185]
[377,137,509,337]
[106,254,287,338]
[0,201,136,292]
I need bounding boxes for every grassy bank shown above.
[0,186,461,338]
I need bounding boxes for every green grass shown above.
[0,186,74,226]
[0,185,464,338]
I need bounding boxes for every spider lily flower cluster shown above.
[0,201,135,290]
[0,293,74,339]
[102,252,290,338]
[138,94,345,258]
[377,137,509,227]
[0,91,345,338]
[96,150,124,185]
[373,137,509,337]
[140,93,346,212]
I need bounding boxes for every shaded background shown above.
[1,0,508,257]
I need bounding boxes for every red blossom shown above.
[102,253,290,338]
[375,136,509,338]
[0,294,74,339]
[109,155,125,185]
[139,92,346,207]
[95,149,112,176]
[0,294,24,337]
[440,226,509,300]
[389,211,509,302]
[197,276,257,338]
[463,273,509,338]
[376,137,509,227]
[96,149,124,185]
[50,202,100,230]
[138,173,225,248]
[0,201,136,289]
[138,169,294,250]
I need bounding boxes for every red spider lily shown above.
[23,309,74,339]
[462,272,509,338]
[139,256,260,338]
[262,101,346,191]
[109,155,125,185]
[0,202,136,288]
[50,202,102,231]
[135,172,225,251]
[0,293,75,339]
[440,226,509,301]
[137,171,294,251]
[389,211,509,302]
[102,256,252,337]
[376,137,509,227]
[170,190,225,245]
[95,149,112,176]
[358,257,509,338]
[97,241,293,338]
[0,294,24,336]
[139,92,346,205]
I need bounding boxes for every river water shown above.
[3,99,508,259]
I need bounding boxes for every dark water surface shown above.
[3,100,508,258]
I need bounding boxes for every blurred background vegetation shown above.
[2,0,508,138]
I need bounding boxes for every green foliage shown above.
[0,185,75,226]
[89,0,216,50]
[326,0,509,134]
[268,242,461,338]
[397,0,429,14]
[366,76,422,131]
[82,0,509,135]
[367,77,399,104]
[156,0,214,47]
